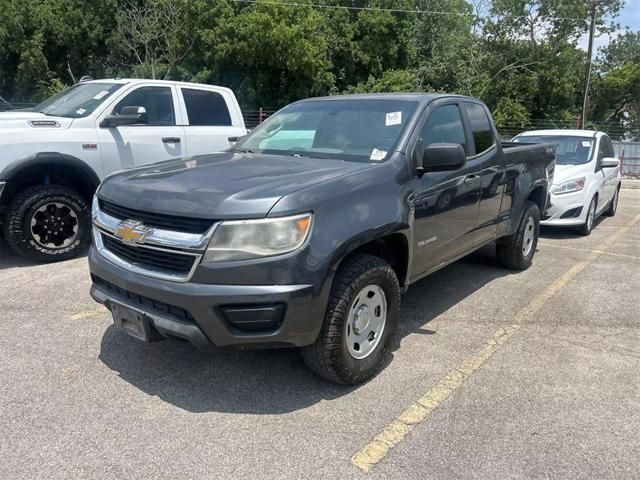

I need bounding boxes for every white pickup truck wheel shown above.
[3,185,91,262]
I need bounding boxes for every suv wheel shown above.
[604,186,619,217]
[302,254,401,385]
[578,196,597,236]
[3,185,91,262]
[496,201,540,270]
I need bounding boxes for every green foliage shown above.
[591,31,640,140]
[0,0,637,138]
[493,98,530,130]
[346,69,420,93]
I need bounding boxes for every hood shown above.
[0,111,73,130]
[98,151,373,219]
[552,162,593,186]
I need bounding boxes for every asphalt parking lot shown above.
[1,189,639,480]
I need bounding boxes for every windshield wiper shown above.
[233,147,254,153]
[290,152,328,159]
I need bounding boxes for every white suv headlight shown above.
[203,213,313,262]
[551,177,586,195]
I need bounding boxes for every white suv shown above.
[0,79,247,262]
[513,129,622,235]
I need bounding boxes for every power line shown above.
[229,0,594,22]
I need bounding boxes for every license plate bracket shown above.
[110,303,163,342]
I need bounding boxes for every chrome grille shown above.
[101,234,196,276]
[99,199,214,234]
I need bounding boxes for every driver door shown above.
[411,102,482,276]
[97,85,186,175]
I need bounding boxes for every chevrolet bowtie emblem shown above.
[114,219,153,246]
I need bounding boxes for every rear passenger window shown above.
[182,89,232,126]
[465,103,494,154]
[419,105,467,154]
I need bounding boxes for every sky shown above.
[578,0,640,53]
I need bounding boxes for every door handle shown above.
[162,137,181,143]
[463,174,479,185]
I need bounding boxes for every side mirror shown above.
[100,106,148,128]
[419,143,466,173]
[600,157,619,168]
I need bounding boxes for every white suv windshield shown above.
[34,83,123,118]
[514,135,594,165]
[235,99,418,163]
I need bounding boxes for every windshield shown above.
[514,135,595,165]
[33,83,123,118]
[236,99,418,162]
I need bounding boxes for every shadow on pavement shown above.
[99,244,514,414]
[540,216,605,240]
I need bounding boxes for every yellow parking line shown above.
[351,212,640,473]
[536,243,640,261]
[70,307,108,320]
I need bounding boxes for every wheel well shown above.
[527,186,547,213]
[1,162,99,210]
[341,233,409,287]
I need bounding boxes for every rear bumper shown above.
[88,247,327,349]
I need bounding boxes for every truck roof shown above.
[82,78,234,93]
[299,92,474,105]
[518,129,600,138]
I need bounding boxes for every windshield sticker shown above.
[582,141,591,147]
[75,108,86,115]
[93,90,110,100]
[370,148,387,161]
[386,111,402,126]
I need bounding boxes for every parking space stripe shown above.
[70,307,107,320]
[536,243,640,261]
[351,212,640,473]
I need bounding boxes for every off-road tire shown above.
[302,254,401,385]
[3,184,91,263]
[603,186,620,217]
[496,201,540,270]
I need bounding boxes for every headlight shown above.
[203,213,312,262]
[551,177,586,195]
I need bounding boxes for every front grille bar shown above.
[92,200,215,282]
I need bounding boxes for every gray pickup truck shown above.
[88,93,554,384]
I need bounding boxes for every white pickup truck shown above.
[0,79,247,262]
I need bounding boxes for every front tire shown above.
[3,185,91,263]
[578,196,597,236]
[604,186,619,217]
[496,201,540,270]
[302,254,401,385]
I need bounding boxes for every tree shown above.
[110,0,194,79]
[591,31,640,139]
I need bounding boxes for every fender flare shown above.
[0,152,101,188]
[325,223,412,286]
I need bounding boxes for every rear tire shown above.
[302,254,401,385]
[603,186,619,217]
[3,185,91,263]
[496,201,540,270]
[578,196,597,236]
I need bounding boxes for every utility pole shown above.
[580,0,600,129]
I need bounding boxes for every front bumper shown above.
[88,247,327,349]
[541,190,588,227]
